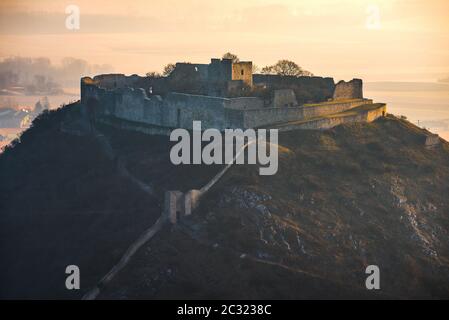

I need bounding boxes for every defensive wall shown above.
[333,79,363,100]
[81,76,373,132]
[273,103,387,131]
[242,98,373,128]
[253,74,335,104]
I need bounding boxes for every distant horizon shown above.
[1,0,448,83]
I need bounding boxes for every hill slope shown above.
[1,103,449,299]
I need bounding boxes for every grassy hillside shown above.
[102,116,449,299]
[1,103,449,299]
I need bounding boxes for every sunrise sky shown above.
[0,0,448,82]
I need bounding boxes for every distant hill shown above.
[1,103,449,299]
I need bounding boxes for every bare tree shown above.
[162,63,176,76]
[222,52,240,63]
[261,60,314,77]
[146,71,162,78]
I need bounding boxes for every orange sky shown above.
[0,0,448,82]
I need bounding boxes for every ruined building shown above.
[80,57,386,134]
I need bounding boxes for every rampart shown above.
[242,99,372,128]
[333,79,363,100]
[81,68,384,134]
[253,74,335,104]
[82,76,373,131]
[274,103,387,131]
[82,75,378,131]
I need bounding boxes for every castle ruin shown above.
[80,57,386,134]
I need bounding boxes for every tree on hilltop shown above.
[162,63,176,76]
[261,60,314,77]
[145,71,162,78]
[222,52,240,63]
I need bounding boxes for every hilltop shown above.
[1,102,449,299]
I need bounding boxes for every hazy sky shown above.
[0,0,448,82]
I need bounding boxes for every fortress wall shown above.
[333,79,363,100]
[114,88,164,126]
[287,115,362,131]
[277,104,386,131]
[115,88,145,122]
[81,78,100,104]
[365,104,386,122]
[242,107,304,128]
[241,99,372,129]
[82,78,165,127]
[164,93,227,130]
[253,75,335,104]
[81,76,380,133]
[225,97,264,110]
[92,74,144,89]
[302,99,372,118]
[81,79,116,117]
[87,74,169,96]
[272,89,298,108]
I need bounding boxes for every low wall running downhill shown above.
[164,140,256,224]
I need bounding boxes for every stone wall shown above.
[253,74,335,104]
[242,107,304,128]
[333,79,363,100]
[241,99,371,128]
[272,89,298,108]
[81,77,376,132]
[168,63,208,95]
[225,97,264,110]
[163,93,228,130]
[302,99,372,119]
[275,103,386,131]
